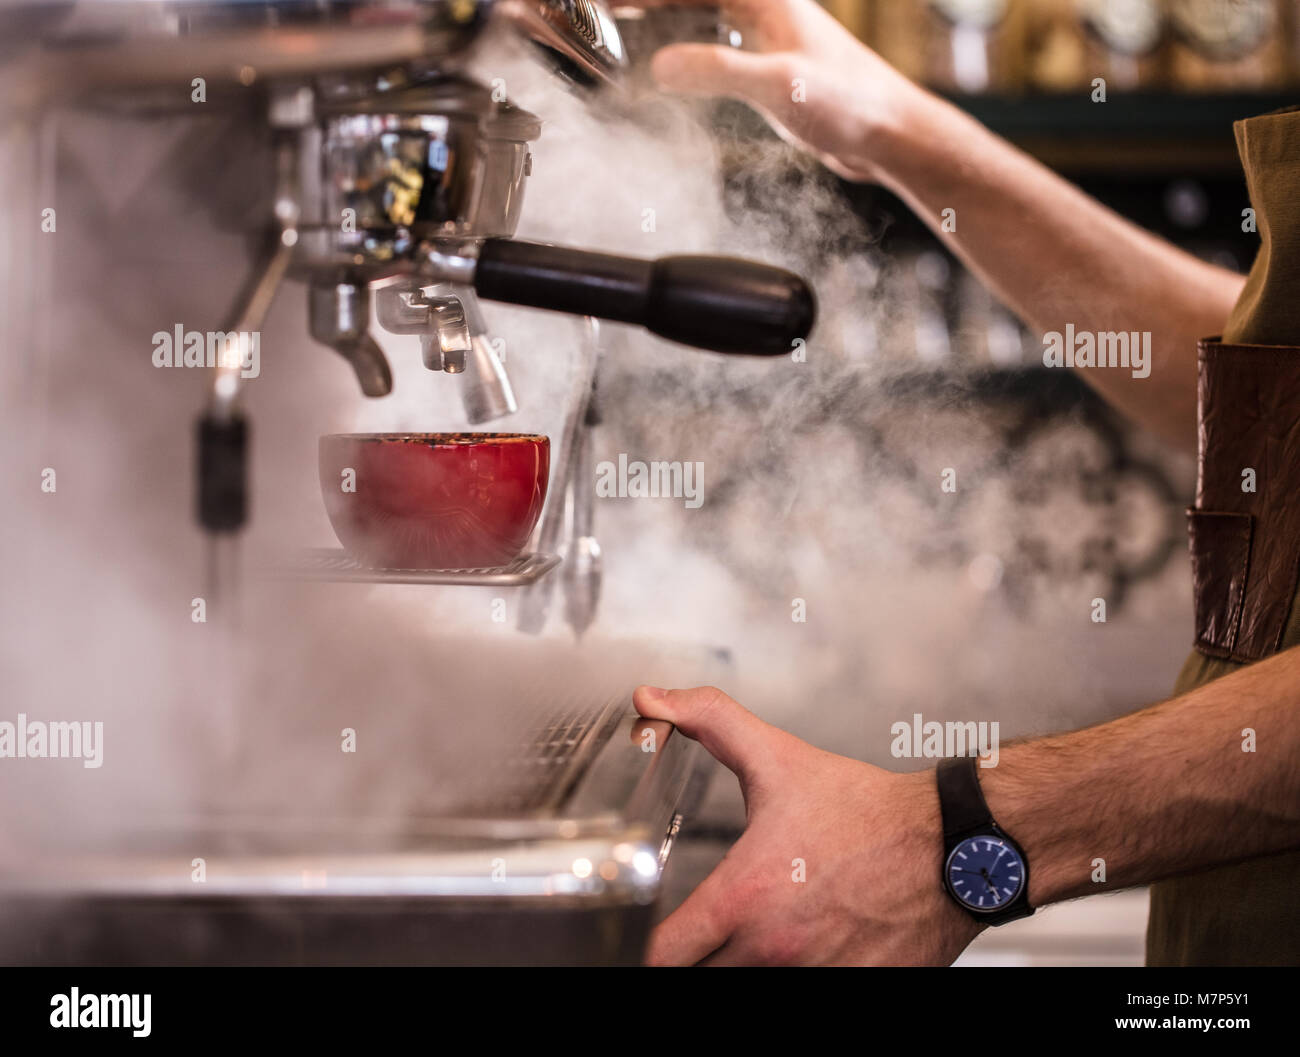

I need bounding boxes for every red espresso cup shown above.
[318,433,550,569]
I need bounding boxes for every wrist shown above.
[862,83,1000,208]
[900,769,988,948]
[813,54,940,185]
[976,751,1080,908]
[851,78,949,189]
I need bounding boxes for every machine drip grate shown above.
[452,700,625,816]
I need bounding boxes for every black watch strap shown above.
[937,755,992,839]
[936,755,1034,924]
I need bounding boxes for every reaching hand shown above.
[626,0,924,182]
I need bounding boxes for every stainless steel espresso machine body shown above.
[0,1,807,964]
[0,706,709,967]
[3,1,814,622]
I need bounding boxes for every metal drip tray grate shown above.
[452,700,625,816]
[271,548,560,586]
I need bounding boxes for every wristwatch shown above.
[936,756,1034,925]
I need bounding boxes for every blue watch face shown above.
[945,835,1026,913]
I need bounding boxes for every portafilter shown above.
[198,75,816,555]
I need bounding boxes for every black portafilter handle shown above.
[473,239,815,356]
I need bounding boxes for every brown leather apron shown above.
[1144,340,1300,965]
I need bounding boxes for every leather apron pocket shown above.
[1186,509,1252,657]
[1190,339,1300,662]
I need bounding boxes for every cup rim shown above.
[320,432,548,446]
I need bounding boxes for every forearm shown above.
[978,646,1300,907]
[868,90,1244,448]
[648,2,1243,444]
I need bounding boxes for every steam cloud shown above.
[0,31,1193,884]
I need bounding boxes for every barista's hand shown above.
[626,0,923,182]
[633,685,983,965]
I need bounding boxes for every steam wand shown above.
[562,380,603,638]
[517,317,603,635]
[197,127,301,615]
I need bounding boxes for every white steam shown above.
[0,32,1194,874]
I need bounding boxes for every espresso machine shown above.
[0,1,810,966]
[3,0,814,635]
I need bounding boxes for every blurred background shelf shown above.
[826,0,1298,99]
[951,90,1296,174]
[814,0,1298,173]
[952,89,1295,139]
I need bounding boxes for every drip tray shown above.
[270,548,560,587]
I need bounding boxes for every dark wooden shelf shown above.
[948,91,1296,175]
[950,91,1295,139]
